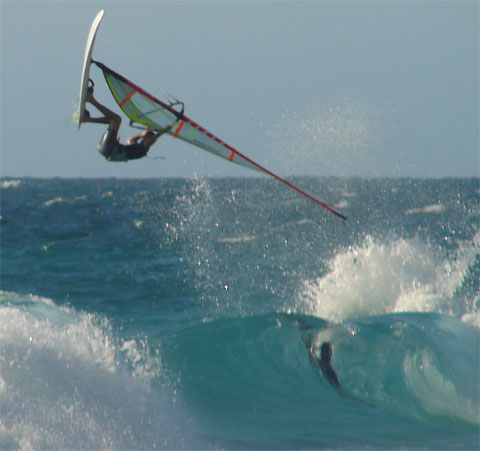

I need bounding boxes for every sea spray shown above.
[265,95,389,177]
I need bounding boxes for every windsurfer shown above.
[316,342,341,389]
[284,314,341,389]
[82,84,171,161]
[304,336,340,389]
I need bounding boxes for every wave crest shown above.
[299,233,479,322]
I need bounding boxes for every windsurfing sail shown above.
[93,61,347,221]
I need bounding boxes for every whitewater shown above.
[1,176,479,449]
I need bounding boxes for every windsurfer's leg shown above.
[85,91,121,130]
[82,109,109,125]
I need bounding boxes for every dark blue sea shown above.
[1,176,479,449]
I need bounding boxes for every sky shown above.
[1,0,478,178]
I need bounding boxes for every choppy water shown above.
[1,177,479,449]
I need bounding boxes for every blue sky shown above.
[1,1,478,178]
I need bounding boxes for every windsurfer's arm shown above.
[125,130,145,144]
[126,124,174,146]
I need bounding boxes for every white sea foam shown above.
[0,180,22,189]
[405,204,446,215]
[217,235,256,243]
[43,196,87,207]
[299,232,479,323]
[0,292,200,450]
[340,191,357,198]
[461,311,480,328]
[296,218,314,225]
[335,199,349,209]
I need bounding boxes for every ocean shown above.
[1,176,479,450]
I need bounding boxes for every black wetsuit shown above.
[319,342,340,389]
[307,341,340,389]
[282,315,341,390]
[98,129,148,161]
[319,357,340,389]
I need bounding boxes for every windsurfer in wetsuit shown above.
[283,314,341,390]
[82,83,172,161]
[317,342,341,389]
[305,338,340,390]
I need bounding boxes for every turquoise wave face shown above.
[161,312,479,449]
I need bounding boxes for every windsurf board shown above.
[77,10,104,129]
